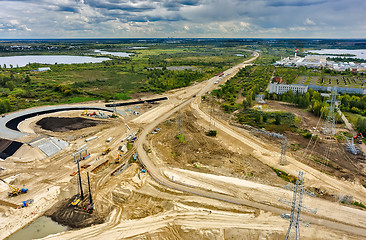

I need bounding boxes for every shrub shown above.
[206,130,217,137]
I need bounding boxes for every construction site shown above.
[1,52,366,240]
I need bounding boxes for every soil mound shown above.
[45,196,104,229]
[36,117,102,132]
[0,138,23,159]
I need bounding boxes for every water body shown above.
[0,55,110,68]
[94,50,133,57]
[6,216,67,240]
[307,49,366,60]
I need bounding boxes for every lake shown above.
[307,49,366,60]
[6,216,67,240]
[0,55,111,68]
[94,50,133,57]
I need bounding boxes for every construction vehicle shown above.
[353,133,364,144]
[115,151,122,164]
[71,197,81,206]
[102,147,111,155]
[143,144,152,153]
[0,178,28,197]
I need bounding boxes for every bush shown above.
[206,130,217,137]
[176,134,187,144]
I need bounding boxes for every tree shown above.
[356,117,366,135]
[275,113,281,125]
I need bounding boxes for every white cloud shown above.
[304,18,316,25]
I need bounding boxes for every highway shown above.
[135,52,366,238]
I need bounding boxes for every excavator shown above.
[0,178,28,197]
[102,147,111,155]
[353,133,364,144]
[115,151,122,164]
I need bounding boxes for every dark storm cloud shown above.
[163,0,201,11]
[267,0,327,7]
[83,0,155,12]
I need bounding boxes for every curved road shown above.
[135,52,366,238]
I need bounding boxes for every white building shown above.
[269,83,308,95]
[295,55,327,68]
[37,67,51,72]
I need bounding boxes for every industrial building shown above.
[269,83,308,94]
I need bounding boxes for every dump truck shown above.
[0,179,28,197]
[102,147,111,155]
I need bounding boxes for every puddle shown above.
[6,216,68,240]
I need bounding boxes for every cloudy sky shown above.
[0,0,365,38]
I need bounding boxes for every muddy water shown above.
[6,216,67,240]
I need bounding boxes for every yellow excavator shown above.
[102,147,111,155]
[0,179,28,197]
[115,151,122,164]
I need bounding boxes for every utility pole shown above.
[279,138,288,165]
[177,111,182,135]
[209,99,215,131]
[279,171,317,240]
[87,172,92,204]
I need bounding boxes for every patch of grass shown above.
[269,166,297,184]
[127,142,133,150]
[297,128,313,139]
[352,201,366,208]
[175,134,187,144]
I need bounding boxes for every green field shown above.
[0,42,251,114]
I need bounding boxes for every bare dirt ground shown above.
[264,101,366,185]
[150,110,286,187]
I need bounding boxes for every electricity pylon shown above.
[322,87,338,136]
[279,138,288,165]
[279,171,317,240]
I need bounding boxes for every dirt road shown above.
[131,52,366,238]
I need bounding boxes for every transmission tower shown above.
[322,87,338,136]
[177,111,182,135]
[279,171,317,240]
[279,138,288,165]
[209,100,215,130]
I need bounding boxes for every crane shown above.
[0,178,28,197]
